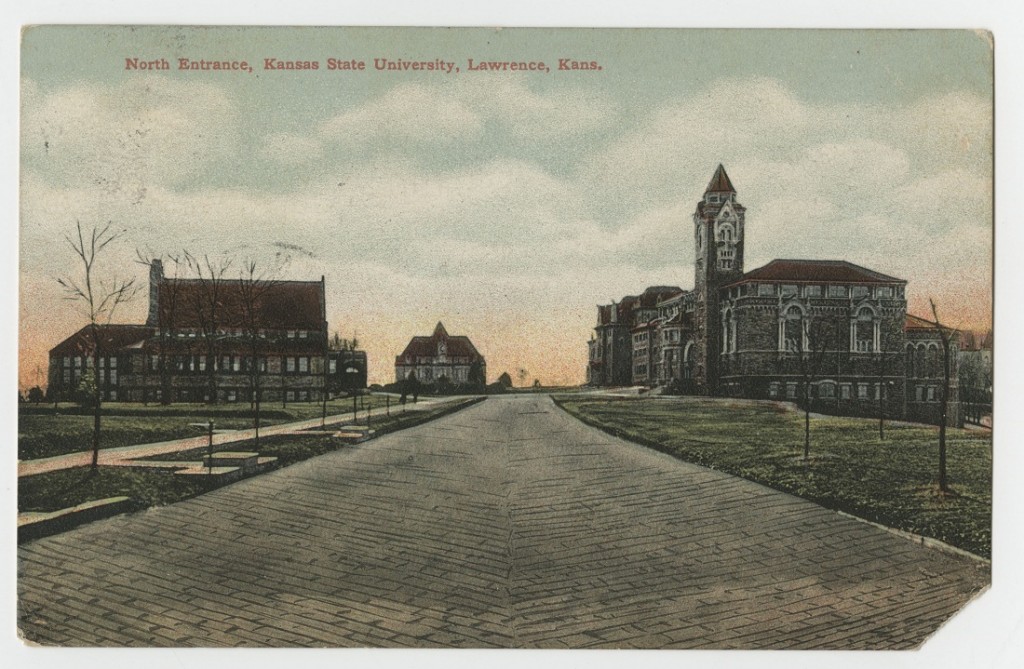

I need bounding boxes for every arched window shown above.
[927,342,940,377]
[683,341,695,379]
[853,306,878,353]
[780,305,804,352]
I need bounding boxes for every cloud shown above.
[259,132,325,165]
[21,75,240,193]
[318,76,618,148]
[319,83,483,144]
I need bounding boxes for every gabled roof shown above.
[396,322,484,362]
[905,313,959,333]
[705,164,736,194]
[49,324,156,357]
[726,259,905,286]
[157,279,325,330]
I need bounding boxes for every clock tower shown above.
[693,164,745,394]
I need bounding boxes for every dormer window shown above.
[708,194,719,203]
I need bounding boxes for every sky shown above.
[19,26,993,388]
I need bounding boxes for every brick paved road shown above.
[18,395,989,648]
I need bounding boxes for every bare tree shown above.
[237,259,283,451]
[57,221,139,470]
[784,310,836,461]
[873,347,894,441]
[929,299,957,493]
[185,253,233,404]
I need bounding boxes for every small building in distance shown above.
[395,322,486,388]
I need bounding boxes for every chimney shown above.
[146,259,163,326]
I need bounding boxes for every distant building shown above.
[587,165,963,426]
[327,349,368,393]
[47,259,360,403]
[395,322,486,386]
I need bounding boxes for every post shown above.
[207,419,214,475]
[352,393,357,422]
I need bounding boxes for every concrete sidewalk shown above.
[18,397,453,478]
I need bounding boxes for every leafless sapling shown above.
[57,221,140,470]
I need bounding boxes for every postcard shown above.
[17,25,993,650]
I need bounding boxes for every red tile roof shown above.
[157,279,325,331]
[49,324,156,357]
[396,322,484,362]
[727,259,904,286]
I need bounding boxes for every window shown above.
[781,305,804,352]
[852,286,869,299]
[758,284,776,297]
[298,331,308,339]
[63,356,70,368]
[109,370,118,384]
[855,307,876,353]
[63,369,70,383]
[227,390,237,402]
[819,382,836,399]
[768,382,780,399]
[329,359,337,374]
[828,285,848,298]
[199,357,207,372]
[109,390,117,401]
[876,286,893,299]
[286,357,296,373]
[840,384,851,400]
[786,383,798,400]
[232,357,240,372]
[927,386,936,402]
[805,285,822,297]
[781,285,798,298]
[858,383,869,399]
[287,330,296,339]
[286,391,295,401]
[298,357,309,373]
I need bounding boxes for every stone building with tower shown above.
[586,165,961,426]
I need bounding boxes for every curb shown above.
[18,497,134,544]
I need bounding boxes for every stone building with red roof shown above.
[395,322,486,388]
[47,259,364,403]
[587,164,961,426]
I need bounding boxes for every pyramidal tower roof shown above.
[705,164,736,194]
[433,322,449,338]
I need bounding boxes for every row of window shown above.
[731,284,900,300]
[60,356,117,369]
[158,329,317,339]
[769,381,886,401]
[766,381,943,403]
[145,355,315,375]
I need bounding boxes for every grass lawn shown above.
[19,397,484,515]
[555,396,992,558]
[18,394,402,461]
